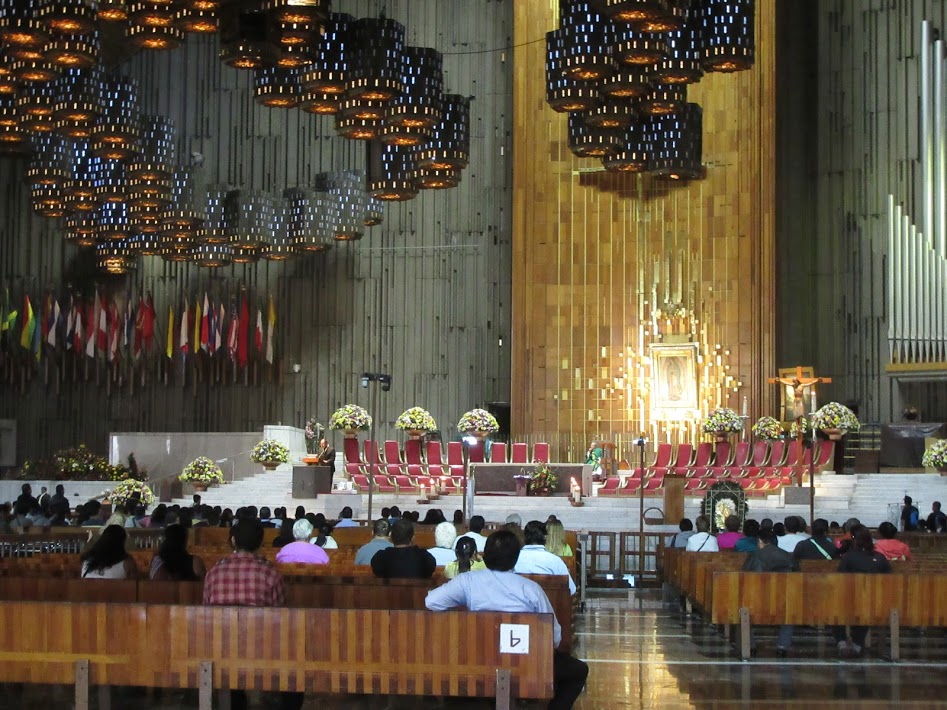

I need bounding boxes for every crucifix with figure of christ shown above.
[767,366,832,487]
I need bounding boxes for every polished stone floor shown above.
[7,589,947,709]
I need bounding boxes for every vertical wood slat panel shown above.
[0,1,513,461]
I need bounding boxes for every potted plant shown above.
[329,404,372,438]
[751,416,783,441]
[811,402,860,440]
[922,439,947,473]
[179,456,224,491]
[457,408,499,439]
[702,407,743,442]
[251,439,291,471]
[105,479,155,508]
[528,462,558,496]
[396,407,437,439]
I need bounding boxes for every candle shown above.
[811,390,818,414]
[573,488,580,504]
[420,484,426,499]
[742,396,748,416]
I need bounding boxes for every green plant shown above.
[701,408,743,435]
[15,445,146,482]
[329,404,372,431]
[250,439,290,464]
[751,416,783,440]
[396,407,437,431]
[179,456,224,484]
[811,402,860,433]
[922,440,947,468]
[528,462,558,495]
[457,408,499,433]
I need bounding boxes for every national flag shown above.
[193,296,202,355]
[142,293,156,352]
[214,303,224,354]
[123,293,135,354]
[46,296,61,348]
[254,307,263,354]
[96,292,107,356]
[165,305,174,359]
[85,299,95,358]
[179,297,189,357]
[40,294,51,345]
[19,294,35,351]
[64,297,75,351]
[73,301,83,354]
[0,288,16,336]
[30,303,41,361]
[237,296,249,367]
[227,299,239,360]
[265,295,275,364]
[133,293,144,360]
[107,299,120,363]
[200,293,210,352]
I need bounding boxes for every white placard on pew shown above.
[499,623,530,654]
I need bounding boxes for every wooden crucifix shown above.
[767,366,832,487]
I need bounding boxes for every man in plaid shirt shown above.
[203,517,303,710]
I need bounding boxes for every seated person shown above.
[425,530,589,710]
[742,528,798,656]
[80,525,138,579]
[354,519,392,565]
[927,502,947,533]
[685,515,719,553]
[513,520,576,594]
[792,518,840,560]
[310,522,338,549]
[458,514,488,552]
[445,536,486,579]
[670,518,694,549]
[734,519,761,552]
[716,515,744,549]
[371,519,436,579]
[335,506,359,528]
[276,520,330,564]
[150,524,206,580]
[777,516,810,553]
[428,521,458,565]
[544,519,574,557]
[873,521,912,561]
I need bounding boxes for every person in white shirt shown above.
[777,515,810,553]
[685,515,720,552]
[513,520,576,594]
[428,521,458,565]
[457,514,488,552]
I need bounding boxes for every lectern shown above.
[663,474,686,524]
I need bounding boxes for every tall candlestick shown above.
[811,390,818,413]
[742,396,748,416]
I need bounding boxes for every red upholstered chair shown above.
[732,441,751,467]
[443,476,466,494]
[383,440,402,465]
[447,441,465,477]
[490,441,507,463]
[385,463,406,479]
[670,443,693,476]
[511,442,529,464]
[351,474,371,492]
[404,439,424,466]
[618,477,641,496]
[750,441,771,466]
[391,474,418,494]
[635,443,672,478]
[813,440,835,472]
[406,463,425,479]
[773,440,792,467]
[533,442,549,463]
[425,441,446,476]
[343,438,364,478]
[713,441,734,467]
[685,478,707,491]
[370,473,397,493]
[468,442,485,464]
[643,476,664,492]
[597,477,621,496]
[363,440,385,478]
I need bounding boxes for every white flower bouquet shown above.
[250,439,290,464]
[701,408,743,435]
[396,407,437,431]
[751,416,783,440]
[329,404,372,431]
[457,408,499,434]
[179,456,223,484]
[811,402,860,433]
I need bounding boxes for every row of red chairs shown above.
[342,439,550,480]
[348,472,465,495]
[598,439,834,497]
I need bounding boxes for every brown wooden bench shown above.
[0,602,554,710]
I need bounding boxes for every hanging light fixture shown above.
[127,114,175,182]
[701,0,754,72]
[287,188,335,252]
[345,17,405,101]
[26,133,69,187]
[129,203,163,233]
[128,14,185,50]
[31,186,68,216]
[602,121,650,172]
[16,82,58,133]
[381,46,442,147]
[95,160,129,203]
[64,213,96,246]
[300,12,351,96]
[53,66,103,136]
[640,84,685,115]
[635,0,687,32]
[253,66,300,107]
[230,246,260,264]
[546,32,601,113]
[263,0,327,26]
[202,185,229,243]
[10,58,61,83]
[363,196,383,227]
[593,0,668,23]
[0,14,50,58]
[299,90,340,115]
[219,6,278,69]
[262,200,295,260]
[96,241,137,273]
[95,201,134,241]
[602,68,652,99]
[37,0,97,34]
[64,147,108,212]
[413,166,460,190]
[335,113,384,140]
[584,98,636,128]
[557,2,615,81]
[162,165,205,231]
[130,233,161,255]
[416,93,469,171]
[177,7,218,33]
[227,189,274,248]
[657,15,704,84]
[97,0,128,21]
[614,26,667,65]
[192,242,233,267]
[567,112,622,157]
[368,145,418,202]
[650,102,703,179]
[0,64,16,95]
[327,170,366,240]
[92,76,141,162]
[44,31,99,68]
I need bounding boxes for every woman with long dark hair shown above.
[444,536,485,580]
[80,525,137,579]
[150,524,206,581]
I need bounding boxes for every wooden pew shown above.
[0,602,554,710]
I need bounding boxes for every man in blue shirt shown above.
[513,520,577,594]
[425,530,588,710]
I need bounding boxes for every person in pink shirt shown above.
[716,515,745,550]
[275,519,330,564]
[873,521,912,561]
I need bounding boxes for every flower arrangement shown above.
[106,479,155,508]
[396,406,437,432]
[701,408,743,435]
[811,402,861,433]
[179,456,224,484]
[304,418,323,454]
[457,408,499,434]
[789,418,812,439]
[922,440,947,468]
[751,416,784,440]
[250,439,290,464]
[329,404,372,431]
[17,446,145,482]
[528,462,558,495]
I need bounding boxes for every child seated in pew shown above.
[873,521,912,561]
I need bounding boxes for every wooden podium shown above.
[663,474,686,525]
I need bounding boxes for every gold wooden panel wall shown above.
[511,1,776,450]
